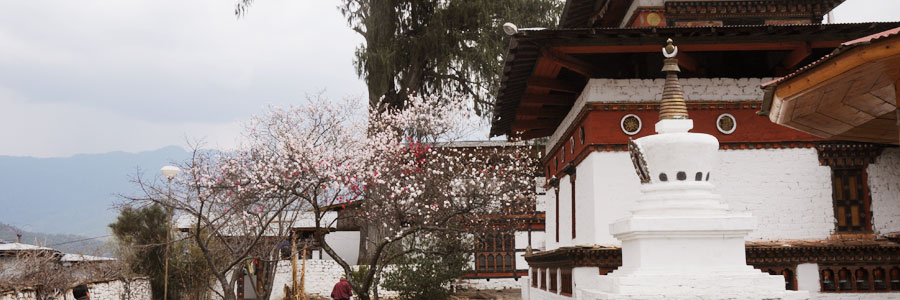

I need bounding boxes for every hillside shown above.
[0,146,190,238]
[0,222,107,255]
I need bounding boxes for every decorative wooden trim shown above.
[816,143,885,168]
[664,0,835,20]
[526,243,900,272]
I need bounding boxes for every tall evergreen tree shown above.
[237,0,562,115]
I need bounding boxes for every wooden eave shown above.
[764,27,900,144]
[490,22,900,139]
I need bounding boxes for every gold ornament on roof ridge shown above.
[659,38,690,120]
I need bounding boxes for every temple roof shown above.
[490,22,900,139]
[559,0,846,29]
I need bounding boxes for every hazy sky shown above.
[1,0,898,157]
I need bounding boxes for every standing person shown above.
[330,276,353,300]
[72,284,91,300]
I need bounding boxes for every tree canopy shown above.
[236,0,563,115]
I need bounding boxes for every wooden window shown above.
[838,268,853,291]
[532,268,538,287]
[579,126,585,144]
[873,267,887,291]
[831,168,872,233]
[560,268,573,296]
[569,137,574,153]
[475,232,515,274]
[549,268,558,293]
[822,268,836,291]
[820,265,900,293]
[890,267,900,290]
[571,175,576,239]
[555,188,560,242]
[783,268,796,291]
[855,268,870,291]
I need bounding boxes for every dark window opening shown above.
[822,269,836,291]
[831,168,872,233]
[560,268,573,296]
[873,268,887,291]
[838,268,853,291]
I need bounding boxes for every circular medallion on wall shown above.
[620,114,642,136]
[716,113,737,134]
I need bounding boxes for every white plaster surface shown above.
[0,278,151,300]
[543,147,837,249]
[797,263,821,292]
[716,148,835,241]
[868,147,900,236]
[457,278,523,290]
[268,260,398,300]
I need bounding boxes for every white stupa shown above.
[581,39,809,300]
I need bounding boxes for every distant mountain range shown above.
[0,146,191,239]
[0,222,107,255]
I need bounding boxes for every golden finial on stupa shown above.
[659,38,689,120]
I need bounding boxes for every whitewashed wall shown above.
[868,147,900,236]
[268,260,397,300]
[543,147,841,251]
[1,278,150,300]
[716,148,834,240]
[457,278,522,290]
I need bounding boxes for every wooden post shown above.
[896,79,900,145]
[291,233,300,300]
[300,245,308,300]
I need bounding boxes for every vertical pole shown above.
[291,232,298,300]
[164,177,172,300]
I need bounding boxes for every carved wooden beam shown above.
[676,51,698,73]
[541,48,601,78]
[781,42,812,69]
[521,93,577,106]
[510,119,562,132]
[528,77,584,93]
[516,106,571,118]
[514,128,557,140]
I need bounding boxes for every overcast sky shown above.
[1,0,898,158]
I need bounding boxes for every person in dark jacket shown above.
[72,284,90,300]
[330,276,353,300]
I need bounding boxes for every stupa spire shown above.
[659,38,689,120]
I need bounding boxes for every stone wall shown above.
[868,147,900,236]
[0,278,150,300]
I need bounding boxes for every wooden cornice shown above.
[527,77,583,93]
[521,94,576,106]
[540,48,601,78]
[816,142,885,168]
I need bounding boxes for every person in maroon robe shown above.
[331,276,353,300]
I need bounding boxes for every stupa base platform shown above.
[579,267,809,300]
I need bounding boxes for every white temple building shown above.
[488,1,900,299]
